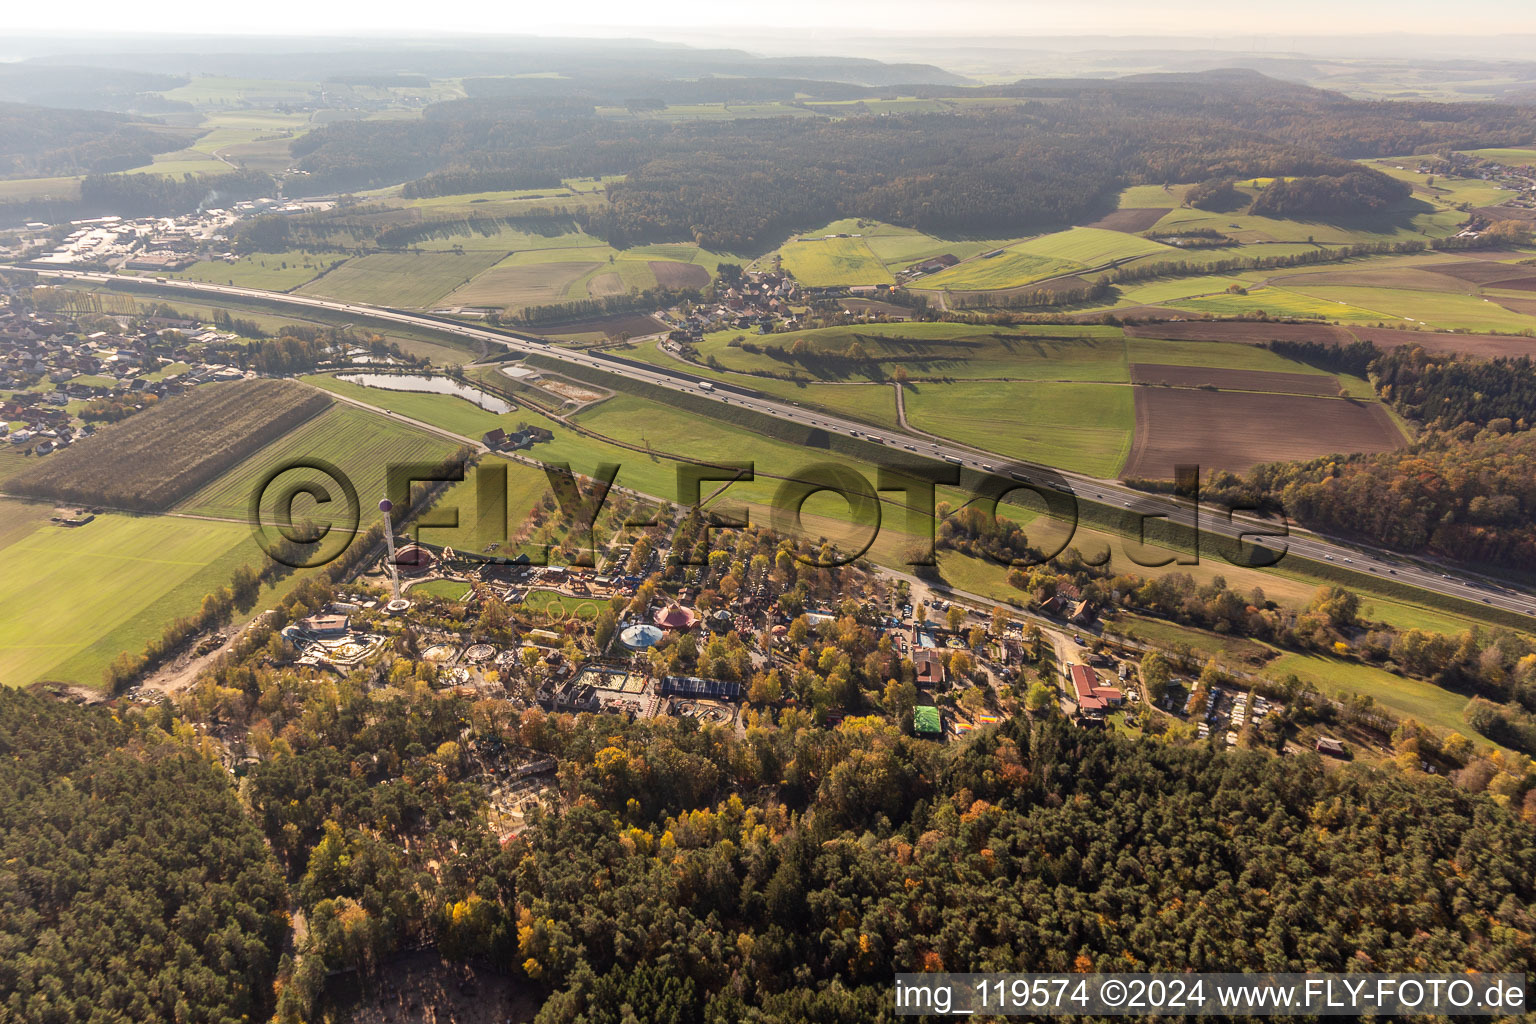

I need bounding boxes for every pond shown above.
[336,372,513,414]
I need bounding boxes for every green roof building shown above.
[914,705,942,737]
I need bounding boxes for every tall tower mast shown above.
[379,498,400,601]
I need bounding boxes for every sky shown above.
[2,0,1532,40]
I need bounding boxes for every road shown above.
[32,268,1536,620]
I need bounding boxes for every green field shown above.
[1124,337,1333,374]
[1108,275,1250,308]
[621,242,732,270]
[858,222,1009,267]
[158,76,322,107]
[397,221,603,253]
[0,503,255,687]
[1277,285,1536,332]
[411,578,473,601]
[1013,227,1174,265]
[176,403,462,524]
[1112,242,1324,275]
[1148,201,1466,245]
[1263,652,1482,745]
[1116,184,1192,208]
[761,218,1009,286]
[1168,286,1395,322]
[902,379,1134,476]
[173,250,343,291]
[297,251,505,307]
[120,151,233,177]
[440,253,603,310]
[0,446,35,487]
[1112,614,1275,665]
[690,322,1130,383]
[0,175,83,201]
[779,234,895,287]
[516,390,912,552]
[918,250,1080,291]
[520,589,605,620]
[919,228,1173,292]
[1362,158,1520,208]
[1464,148,1536,165]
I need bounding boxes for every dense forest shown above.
[1249,171,1412,217]
[1208,428,1536,568]
[0,101,191,177]
[0,689,287,1023]
[280,70,1536,250]
[1203,344,1536,566]
[160,659,1536,1023]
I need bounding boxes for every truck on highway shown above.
[698,381,715,392]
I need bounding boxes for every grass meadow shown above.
[0,504,254,687]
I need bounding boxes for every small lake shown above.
[336,373,513,414]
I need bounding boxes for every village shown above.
[220,490,1333,769]
[0,197,334,270]
[0,297,415,459]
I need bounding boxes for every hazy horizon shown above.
[3,0,1536,53]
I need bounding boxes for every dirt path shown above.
[137,611,274,696]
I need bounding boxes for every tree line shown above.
[1197,342,1536,567]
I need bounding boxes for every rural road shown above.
[32,268,1536,621]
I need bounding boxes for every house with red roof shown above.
[1068,663,1124,718]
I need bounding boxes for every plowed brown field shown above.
[1130,364,1340,396]
[1122,389,1405,480]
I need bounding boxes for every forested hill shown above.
[0,689,287,1023]
[0,102,192,177]
[289,70,1536,249]
[5,672,1535,1022]
[508,715,1536,1021]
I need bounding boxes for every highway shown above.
[33,268,1536,620]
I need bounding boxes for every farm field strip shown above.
[1167,285,1397,322]
[692,323,1131,383]
[297,251,506,308]
[1125,336,1331,373]
[1129,364,1343,396]
[441,257,603,310]
[172,250,344,291]
[175,403,463,524]
[901,380,1134,477]
[1123,387,1407,480]
[1279,284,1536,333]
